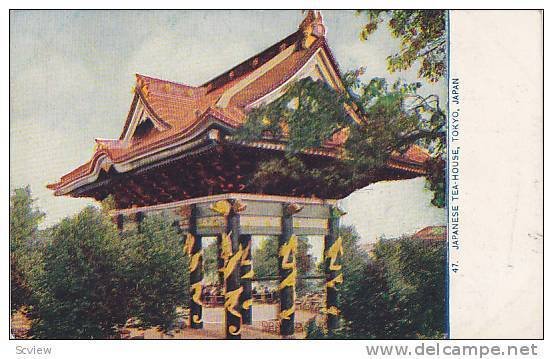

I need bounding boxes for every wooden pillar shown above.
[324,206,345,332]
[136,211,144,232]
[239,234,253,325]
[116,214,124,232]
[278,203,301,337]
[216,234,225,286]
[210,199,245,339]
[185,204,203,329]
[226,208,242,339]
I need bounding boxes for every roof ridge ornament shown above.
[299,10,326,48]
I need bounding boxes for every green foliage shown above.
[252,236,318,296]
[307,227,446,339]
[10,186,45,313]
[100,194,117,214]
[357,10,447,82]
[235,11,448,204]
[11,257,30,314]
[344,77,445,179]
[235,78,349,152]
[10,186,44,253]
[29,206,127,339]
[235,75,446,205]
[203,240,220,284]
[121,215,189,331]
[425,157,446,208]
[252,236,314,278]
[26,206,189,339]
[249,156,353,199]
[252,237,279,278]
[371,237,446,338]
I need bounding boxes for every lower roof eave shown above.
[110,192,338,217]
[56,135,217,197]
[53,134,426,200]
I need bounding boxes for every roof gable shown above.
[48,11,430,195]
[123,31,343,141]
[241,44,345,110]
[202,31,303,93]
[120,92,171,141]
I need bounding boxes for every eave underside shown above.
[68,143,424,210]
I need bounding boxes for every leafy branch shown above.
[357,10,447,83]
[234,72,446,206]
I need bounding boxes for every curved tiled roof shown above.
[413,226,447,241]
[47,12,430,195]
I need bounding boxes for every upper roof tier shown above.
[47,11,429,199]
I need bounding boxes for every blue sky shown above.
[10,10,446,238]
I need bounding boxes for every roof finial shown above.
[299,10,326,48]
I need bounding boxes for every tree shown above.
[28,207,190,339]
[10,186,44,252]
[357,10,447,83]
[235,10,448,207]
[235,75,446,205]
[425,156,446,208]
[10,186,45,313]
[252,236,314,278]
[121,215,189,331]
[252,237,279,278]
[252,236,315,295]
[29,206,127,339]
[203,240,220,285]
[327,226,389,339]
[372,236,446,338]
[307,228,446,339]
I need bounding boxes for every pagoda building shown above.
[47,11,429,339]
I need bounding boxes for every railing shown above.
[261,320,305,334]
[202,292,279,305]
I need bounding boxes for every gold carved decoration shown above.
[184,233,194,255]
[220,231,233,262]
[279,234,297,270]
[240,241,252,266]
[285,203,304,216]
[278,270,297,290]
[231,199,247,213]
[325,236,343,271]
[241,269,254,279]
[242,298,253,310]
[184,233,202,272]
[189,251,202,273]
[178,205,192,219]
[278,234,298,320]
[191,282,202,306]
[210,200,232,216]
[192,314,203,324]
[240,235,254,280]
[279,305,295,320]
[229,325,241,336]
[326,273,343,288]
[330,207,347,219]
[224,287,243,319]
[323,306,340,316]
[222,246,243,281]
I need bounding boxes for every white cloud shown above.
[339,177,446,243]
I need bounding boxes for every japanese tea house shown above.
[47,11,429,339]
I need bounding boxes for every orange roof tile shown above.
[401,145,431,163]
[413,226,446,241]
[48,12,430,194]
[230,41,320,107]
